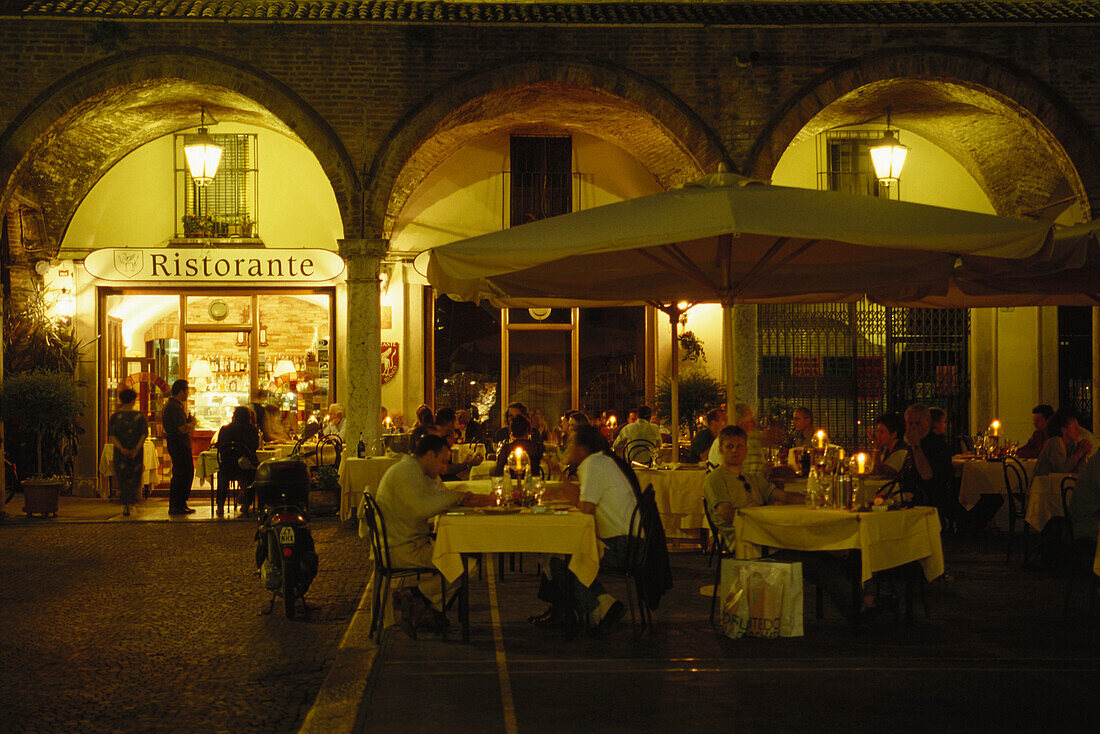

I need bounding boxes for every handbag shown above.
[719,558,804,639]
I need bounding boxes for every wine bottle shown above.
[357,432,366,459]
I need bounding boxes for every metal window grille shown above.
[1059,306,1093,430]
[175,133,258,238]
[757,130,969,443]
[508,135,573,226]
[817,130,896,200]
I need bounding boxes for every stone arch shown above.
[0,47,359,250]
[747,48,1098,220]
[365,57,730,239]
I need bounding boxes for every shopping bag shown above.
[719,559,804,639]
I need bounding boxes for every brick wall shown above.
[2,18,1099,250]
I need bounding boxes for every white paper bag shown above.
[719,559,804,638]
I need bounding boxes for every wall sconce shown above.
[869,107,908,187]
[183,106,223,186]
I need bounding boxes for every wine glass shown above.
[491,476,505,506]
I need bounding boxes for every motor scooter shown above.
[252,458,318,619]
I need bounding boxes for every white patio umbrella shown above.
[427,172,1066,438]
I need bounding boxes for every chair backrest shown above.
[1060,475,1076,536]
[625,438,657,467]
[955,434,974,454]
[1002,456,1028,516]
[702,497,729,552]
[623,484,656,574]
[318,434,343,468]
[360,492,394,575]
[216,440,247,472]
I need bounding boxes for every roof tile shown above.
[11,1,1100,25]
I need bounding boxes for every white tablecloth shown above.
[957,458,1037,509]
[196,447,285,488]
[97,443,160,499]
[633,467,707,537]
[339,455,402,521]
[1025,473,1075,531]
[733,505,944,584]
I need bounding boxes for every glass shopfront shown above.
[99,288,335,485]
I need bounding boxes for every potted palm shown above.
[0,370,84,517]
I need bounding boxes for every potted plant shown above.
[0,370,84,517]
[181,214,215,238]
[655,367,725,439]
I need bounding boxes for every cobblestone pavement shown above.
[0,518,371,734]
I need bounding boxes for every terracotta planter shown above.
[22,479,63,518]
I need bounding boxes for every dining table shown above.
[956,456,1038,510]
[195,444,293,489]
[1024,472,1075,531]
[633,465,707,538]
[97,442,161,499]
[431,496,600,642]
[340,455,403,521]
[732,504,944,630]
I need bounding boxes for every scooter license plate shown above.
[278,526,296,545]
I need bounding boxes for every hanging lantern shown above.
[183,107,222,186]
[869,108,907,187]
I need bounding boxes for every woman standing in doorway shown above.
[108,388,148,517]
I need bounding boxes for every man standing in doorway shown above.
[163,379,197,515]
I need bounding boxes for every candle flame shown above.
[855,452,868,474]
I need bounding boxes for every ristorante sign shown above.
[84,248,344,283]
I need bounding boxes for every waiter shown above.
[163,379,197,515]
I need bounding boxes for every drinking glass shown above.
[533,475,546,504]
[491,476,505,506]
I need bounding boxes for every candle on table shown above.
[855,452,868,475]
[814,430,827,449]
[990,420,1000,438]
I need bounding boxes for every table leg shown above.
[461,554,470,643]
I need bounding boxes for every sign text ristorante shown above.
[84,248,345,283]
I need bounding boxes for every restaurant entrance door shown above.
[100,289,336,470]
[503,307,577,433]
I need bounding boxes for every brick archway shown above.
[0,47,359,251]
[365,57,730,239]
[747,48,1098,219]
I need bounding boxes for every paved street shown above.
[0,517,370,734]
[359,536,1100,734]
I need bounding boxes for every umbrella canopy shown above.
[426,172,1078,440]
[427,173,1061,308]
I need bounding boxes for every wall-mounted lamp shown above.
[869,107,908,187]
[183,107,223,186]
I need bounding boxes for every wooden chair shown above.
[1002,457,1030,564]
[703,498,735,625]
[600,494,654,640]
[624,438,659,467]
[360,492,447,642]
[214,440,252,513]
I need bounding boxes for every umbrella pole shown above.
[670,309,680,463]
[722,303,736,411]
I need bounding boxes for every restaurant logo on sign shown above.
[84,248,344,283]
[382,342,399,385]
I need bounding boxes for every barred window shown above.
[817,130,895,199]
[175,133,259,239]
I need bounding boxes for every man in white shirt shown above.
[612,405,661,465]
[534,425,637,637]
[321,403,346,441]
[375,434,492,638]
